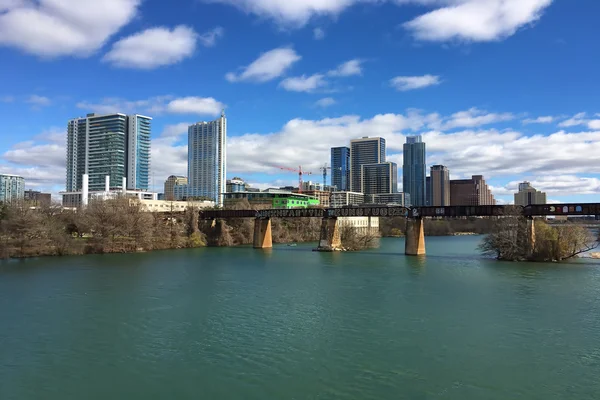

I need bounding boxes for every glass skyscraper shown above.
[187,111,227,206]
[66,113,152,192]
[350,137,386,193]
[128,115,151,191]
[361,162,398,196]
[402,135,426,206]
[331,146,350,191]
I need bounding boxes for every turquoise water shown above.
[1,236,600,399]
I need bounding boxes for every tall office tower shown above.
[514,181,547,206]
[331,146,350,191]
[127,115,152,191]
[0,174,25,203]
[361,162,398,196]
[403,135,426,206]
[188,111,227,206]
[164,175,188,201]
[430,165,450,206]
[66,113,152,192]
[450,175,496,206]
[350,137,386,193]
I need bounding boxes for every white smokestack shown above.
[122,177,127,194]
[105,175,110,193]
[82,174,89,207]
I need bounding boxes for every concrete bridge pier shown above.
[316,217,342,251]
[405,217,426,256]
[253,218,273,249]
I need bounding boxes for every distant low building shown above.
[514,181,547,205]
[226,177,247,193]
[138,199,214,212]
[450,175,496,206]
[0,174,25,203]
[368,192,410,207]
[164,175,187,201]
[338,216,379,235]
[24,190,51,206]
[330,191,365,208]
[303,190,331,208]
[301,181,335,192]
[223,191,319,209]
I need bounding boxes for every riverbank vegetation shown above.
[380,217,493,237]
[0,198,207,258]
[479,210,598,262]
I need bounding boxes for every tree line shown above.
[0,198,207,258]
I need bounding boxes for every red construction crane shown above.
[278,165,312,193]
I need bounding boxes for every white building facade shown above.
[0,174,25,203]
[186,111,227,206]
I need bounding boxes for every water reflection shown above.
[405,256,426,276]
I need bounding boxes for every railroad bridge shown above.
[199,203,600,256]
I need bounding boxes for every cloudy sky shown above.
[1,0,599,204]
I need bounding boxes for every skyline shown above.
[1,0,599,204]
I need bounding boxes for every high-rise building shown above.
[361,162,397,196]
[187,111,227,206]
[403,135,426,206]
[331,146,350,191]
[127,115,152,191]
[450,175,496,206]
[0,174,24,203]
[66,113,151,192]
[514,181,547,205]
[350,137,386,193]
[164,175,188,201]
[430,165,450,207]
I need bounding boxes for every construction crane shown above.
[319,163,331,188]
[278,166,313,193]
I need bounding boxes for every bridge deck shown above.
[200,203,600,219]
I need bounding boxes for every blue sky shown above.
[1,0,599,204]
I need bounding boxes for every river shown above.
[1,236,600,400]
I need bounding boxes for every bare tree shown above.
[480,207,599,262]
[339,225,379,251]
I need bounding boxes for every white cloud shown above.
[390,75,441,91]
[280,74,326,92]
[198,26,224,47]
[0,95,14,103]
[441,107,514,130]
[588,120,600,130]
[403,0,554,42]
[166,97,225,115]
[103,25,198,69]
[315,97,336,108]
[26,95,51,107]
[558,112,588,128]
[77,95,225,116]
[313,27,325,40]
[523,115,555,124]
[226,47,301,83]
[9,108,600,199]
[0,0,140,57]
[503,176,600,196]
[204,1,552,44]
[203,0,358,26]
[328,59,363,77]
